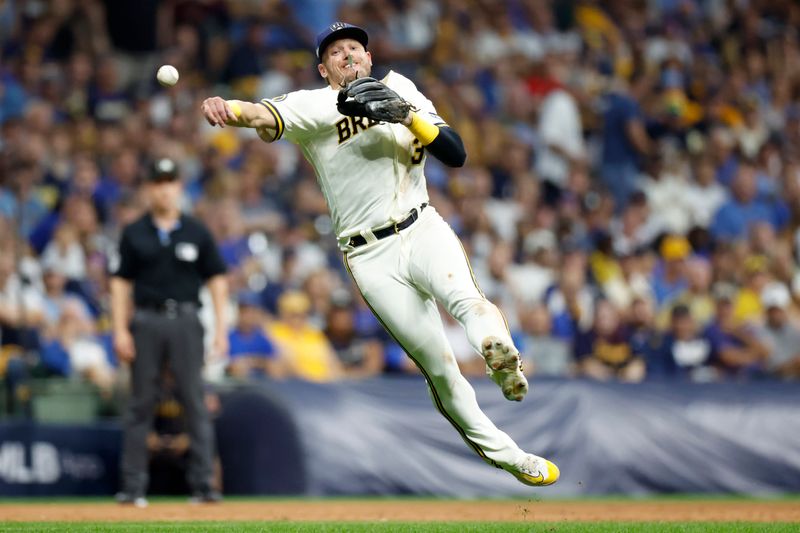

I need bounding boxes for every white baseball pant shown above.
[343,205,526,468]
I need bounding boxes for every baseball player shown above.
[201,22,559,486]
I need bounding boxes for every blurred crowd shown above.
[2,0,800,405]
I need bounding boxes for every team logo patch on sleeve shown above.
[429,113,447,126]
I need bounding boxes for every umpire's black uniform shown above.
[112,160,226,502]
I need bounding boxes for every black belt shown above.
[137,299,198,316]
[348,203,427,248]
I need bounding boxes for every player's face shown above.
[318,38,372,87]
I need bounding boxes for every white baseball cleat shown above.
[503,453,560,487]
[481,336,528,401]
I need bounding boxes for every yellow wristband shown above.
[227,100,242,119]
[407,112,440,145]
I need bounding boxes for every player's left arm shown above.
[402,111,466,168]
[392,74,466,167]
[339,73,467,166]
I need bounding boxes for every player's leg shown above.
[406,208,528,401]
[344,244,524,469]
[402,208,559,485]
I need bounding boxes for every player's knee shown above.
[425,364,461,387]
[450,299,496,321]
[472,301,498,316]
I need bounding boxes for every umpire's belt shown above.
[137,299,198,317]
[348,203,427,248]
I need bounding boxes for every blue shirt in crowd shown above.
[710,198,785,241]
[601,92,643,168]
[228,328,277,361]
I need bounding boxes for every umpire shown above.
[110,158,228,506]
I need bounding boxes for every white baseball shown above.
[156,65,179,87]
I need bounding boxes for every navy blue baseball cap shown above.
[237,291,262,308]
[315,22,368,60]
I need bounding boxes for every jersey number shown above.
[411,138,424,165]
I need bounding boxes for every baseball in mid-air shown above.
[156,65,179,87]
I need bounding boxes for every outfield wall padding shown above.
[0,378,798,496]
[268,378,800,497]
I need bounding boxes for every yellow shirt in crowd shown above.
[734,288,763,324]
[267,322,339,383]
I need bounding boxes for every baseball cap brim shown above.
[316,24,368,60]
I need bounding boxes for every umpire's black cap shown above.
[315,22,368,60]
[147,157,179,182]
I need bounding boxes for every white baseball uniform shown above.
[258,71,527,469]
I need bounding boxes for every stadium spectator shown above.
[543,250,594,341]
[598,72,652,210]
[40,223,86,281]
[227,293,283,381]
[574,299,645,383]
[325,298,385,379]
[651,235,690,306]
[510,229,558,305]
[705,284,769,380]
[710,163,784,242]
[534,72,586,203]
[601,247,654,311]
[657,257,715,331]
[733,255,772,324]
[267,290,343,383]
[686,155,727,229]
[648,305,715,382]
[303,268,340,328]
[40,265,93,331]
[0,250,45,346]
[516,304,572,377]
[627,296,659,363]
[755,282,800,380]
[38,298,115,392]
[609,191,657,260]
[472,240,521,330]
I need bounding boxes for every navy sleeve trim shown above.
[258,100,285,141]
[426,126,466,168]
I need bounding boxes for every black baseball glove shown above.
[337,77,413,123]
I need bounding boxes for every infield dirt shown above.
[0,500,798,523]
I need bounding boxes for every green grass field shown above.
[0,523,797,533]
[1,496,797,532]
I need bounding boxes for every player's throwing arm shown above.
[201,97,274,130]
